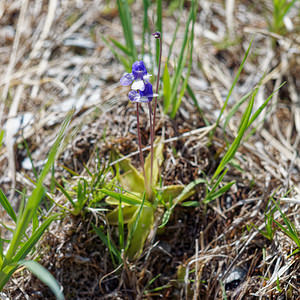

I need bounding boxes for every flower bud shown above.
[152,32,161,39]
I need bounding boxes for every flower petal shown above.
[139,81,153,102]
[152,31,161,39]
[138,96,153,103]
[131,79,145,91]
[132,61,147,80]
[120,73,134,86]
[128,90,140,102]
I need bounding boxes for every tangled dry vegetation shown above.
[0,0,300,299]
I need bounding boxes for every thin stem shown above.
[152,32,162,136]
[136,103,146,186]
[149,32,162,198]
[148,102,153,188]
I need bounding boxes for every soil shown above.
[1,0,300,299]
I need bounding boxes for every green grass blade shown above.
[173,178,206,207]
[156,0,162,66]
[123,0,137,60]
[77,179,87,206]
[272,0,296,33]
[271,199,300,247]
[5,110,73,262]
[0,264,18,290]
[116,0,137,61]
[247,82,285,128]
[171,3,193,82]
[116,0,130,50]
[169,1,193,111]
[205,181,235,203]
[273,218,300,248]
[144,273,161,292]
[170,33,194,118]
[160,179,204,228]
[18,260,64,300]
[59,164,80,177]
[55,179,76,207]
[0,129,4,148]
[212,88,255,181]
[186,83,210,126]
[92,224,122,264]
[223,91,252,132]
[15,194,25,229]
[181,201,199,207]
[32,210,39,233]
[35,110,73,185]
[163,63,171,113]
[22,136,38,181]
[170,56,189,118]
[142,0,150,57]
[159,208,172,229]
[213,39,253,136]
[109,38,132,56]
[167,0,184,63]
[238,87,259,132]
[170,0,197,118]
[118,199,125,250]
[14,214,58,262]
[0,237,4,264]
[101,35,131,71]
[210,169,228,194]
[0,189,17,223]
[220,279,228,300]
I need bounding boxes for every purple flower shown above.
[120,73,135,86]
[128,82,153,103]
[120,61,148,86]
[128,90,140,102]
[140,82,153,102]
[132,61,147,80]
[120,60,154,103]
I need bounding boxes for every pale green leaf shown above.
[157,184,186,204]
[173,178,206,207]
[160,179,205,228]
[107,206,138,225]
[114,153,145,194]
[18,260,64,300]
[144,137,164,187]
[103,189,151,207]
[126,206,154,259]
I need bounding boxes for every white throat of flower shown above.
[131,79,145,91]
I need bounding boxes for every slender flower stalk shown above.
[152,32,162,135]
[136,103,146,183]
[149,32,162,193]
[148,102,153,188]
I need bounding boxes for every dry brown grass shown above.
[0,0,300,299]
